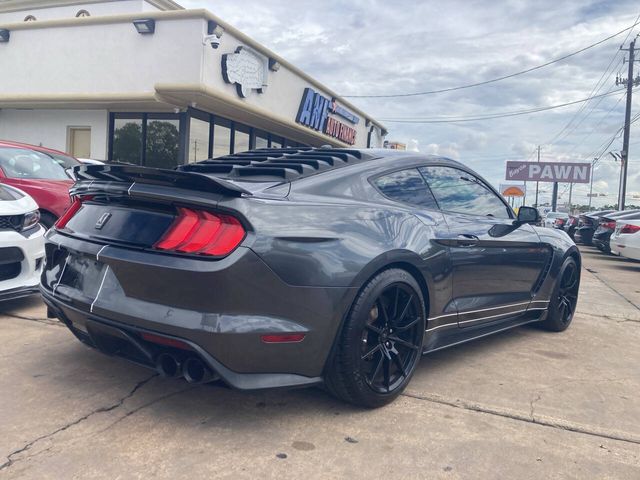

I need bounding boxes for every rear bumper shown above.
[41,290,322,390]
[41,230,357,387]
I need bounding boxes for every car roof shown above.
[0,139,76,158]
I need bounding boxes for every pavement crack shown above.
[584,268,640,312]
[0,374,157,472]
[402,391,640,446]
[529,393,541,421]
[0,312,63,327]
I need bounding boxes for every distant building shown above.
[0,0,385,166]
[383,141,406,150]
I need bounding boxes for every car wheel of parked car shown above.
[39,211,57,230]
[540,257,579,332]
[325,269,426,408]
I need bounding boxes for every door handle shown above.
[456,234,479,247]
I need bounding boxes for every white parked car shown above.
[0,184,45,301]
[542,211,569,228]
[611,220,640,260]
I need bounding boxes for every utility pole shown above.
[588,157,596,210]
[534,145,540,207]
[568,182,573,214]
[551,182,558,211]
[616,38,639,210]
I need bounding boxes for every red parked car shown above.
[0,140,79,228]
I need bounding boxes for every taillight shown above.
[620,224,640,234]
[154,207,245,257]
[555,219,565,226]
[601,221,616,229]
[54,197,84,229]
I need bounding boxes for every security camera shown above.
[203,34,221,49]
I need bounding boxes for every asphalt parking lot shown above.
[1,246,639,479]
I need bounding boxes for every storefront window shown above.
[188,116,210,163]
[112,118,142,164]
[213,119,231,158]
[270,136,283,149]
[145,118,180,169]
[254,130,269,149]
[234,124,250,154]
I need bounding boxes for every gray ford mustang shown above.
[41,147,580,407]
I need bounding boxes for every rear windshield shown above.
[0,147,70,180]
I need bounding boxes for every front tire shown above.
[540,256,579,332]
[325,269,426,408]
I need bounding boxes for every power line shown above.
[343,20,640,99]
[378,89,624,123]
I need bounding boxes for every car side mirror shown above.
[515,206,539,225]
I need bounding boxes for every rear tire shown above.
[325,269,426,408]
[540,256,579,332]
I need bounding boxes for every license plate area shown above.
[44,245,106,300]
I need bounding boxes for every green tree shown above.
[112,122,142,164]
[145,121,179,169]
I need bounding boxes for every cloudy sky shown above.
[182,0,640,208]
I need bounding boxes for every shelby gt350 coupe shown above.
[41,148,580,407]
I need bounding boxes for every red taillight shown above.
[555,218,565,226]
[261,333,306,343]
[154,207,245,257]
[141,332,192,350]
[602,221,616,229]
[620,224,640,234]
[54,197,86,229]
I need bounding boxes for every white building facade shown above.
[0,0,385,167]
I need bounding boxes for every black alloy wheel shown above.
[325,269,426,408]
[360,283,423,394]
[541,256,579,332]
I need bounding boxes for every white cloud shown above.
[182,0,640,207]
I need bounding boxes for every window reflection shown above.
[188,117,210,162]
[254,131,268,149]
[112,118,142,164]
[234,125,250,153]
[374,169,438,209]
[420,166,510,218]
[213,121,231,158]
[145,119,179,169]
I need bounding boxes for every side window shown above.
[373,168,438,209]
[419,166,511,219]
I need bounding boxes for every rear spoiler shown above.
[71,164,252,198]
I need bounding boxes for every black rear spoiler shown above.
[71,164,252,197]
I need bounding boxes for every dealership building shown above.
[0,0,386,167]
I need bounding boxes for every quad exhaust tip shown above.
[156,353,181,378]
[182,357,219,384]
[155,353,219,384]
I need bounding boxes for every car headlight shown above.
[22,210,40,231]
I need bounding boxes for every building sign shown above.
[296,88,358,145]
[506,161,591,183]
[222,46,268,98]
[499,184,526,197]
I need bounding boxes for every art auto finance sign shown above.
[296,88,359,145]
[506,161,591,184]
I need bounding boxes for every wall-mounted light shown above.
[0,29,10,43]
[268,58,281,72]
[133,18,155,34]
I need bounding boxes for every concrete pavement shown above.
[0,246,639,479]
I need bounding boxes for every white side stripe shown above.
[427,304,549,331]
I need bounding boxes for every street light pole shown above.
[534,145,540,207]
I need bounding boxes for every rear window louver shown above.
[177,147,373,181]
